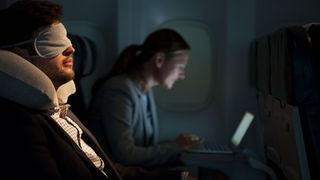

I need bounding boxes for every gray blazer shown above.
[89,74,181,167]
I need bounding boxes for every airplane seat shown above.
[67,32,96,121]
[63,21,109,126]
[306,23,320,91]
[256,25,320,180]
[303,23,320,179]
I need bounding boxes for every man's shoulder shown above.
[0,97,29,113]
[0,97,49,125]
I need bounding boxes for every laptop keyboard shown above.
[187,142,233,154]
[204,142,231,151]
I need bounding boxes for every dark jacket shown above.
[0,97,121,180]
[0,98,181,180]
[89,74,181,167]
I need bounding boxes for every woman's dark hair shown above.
[92,28,190,93]
[0,0,63,47]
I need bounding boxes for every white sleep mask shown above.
[34,23,72,59]
[0,23,72,59]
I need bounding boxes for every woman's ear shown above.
[154,52,166,68]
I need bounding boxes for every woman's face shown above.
[157,50,189,89]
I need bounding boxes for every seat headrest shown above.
[0,50,58,110]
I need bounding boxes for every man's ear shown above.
[154,52,166,68]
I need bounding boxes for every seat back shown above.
[67,32,97,120]
[255,25,320,179]
[64,22,109,124]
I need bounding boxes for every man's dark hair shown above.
[0,0,63,46]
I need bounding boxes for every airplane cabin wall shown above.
[256,0,320,37]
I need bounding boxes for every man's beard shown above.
[54,71,75,87]
[46,66,75,88]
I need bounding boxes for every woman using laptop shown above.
[88,28,201,167]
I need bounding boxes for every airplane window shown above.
[154,20,214,112]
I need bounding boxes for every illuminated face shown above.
[27,22,75,88]
[28,45,75,88]
[157,50,189,89]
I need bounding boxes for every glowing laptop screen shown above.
[231,112,254,147]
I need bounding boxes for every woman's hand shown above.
[181,171,198,180]
[175,133,202,149]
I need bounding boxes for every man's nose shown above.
[63,46,75,56]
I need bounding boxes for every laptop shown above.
[187,112,254,154]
